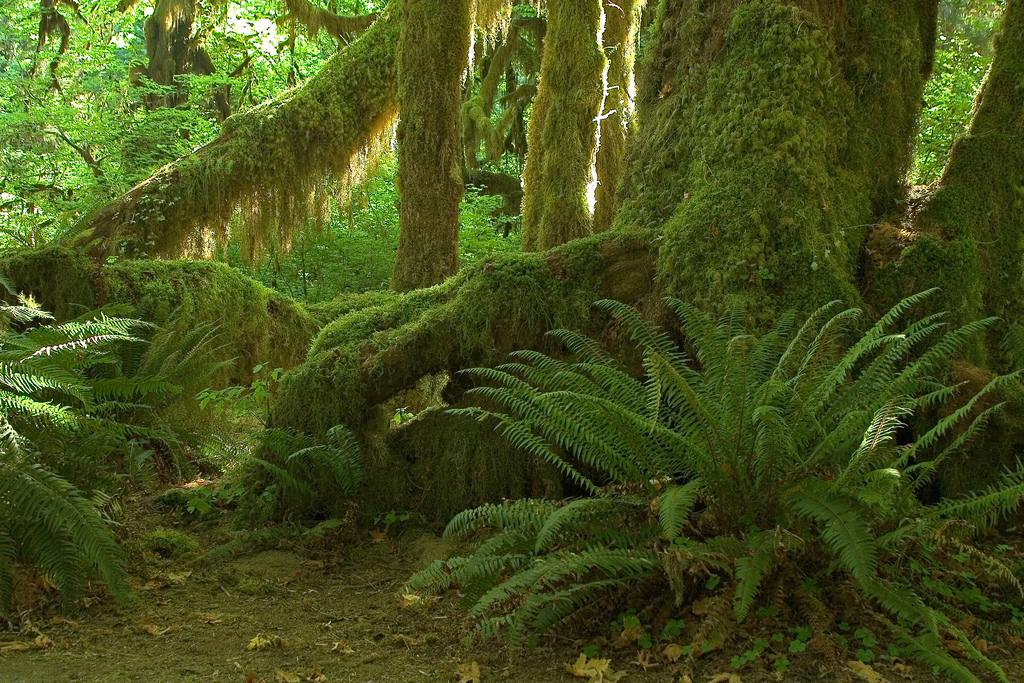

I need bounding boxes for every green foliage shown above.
[0,295,142,609]
[407,292,1023,682]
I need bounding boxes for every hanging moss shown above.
[520,0,607,251]
[391,0,472,292]
[616,0,933,328]
[76,4,403,262]
[593,0,642,233]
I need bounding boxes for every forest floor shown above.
[1,491,1022,683]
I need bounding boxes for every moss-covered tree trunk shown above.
[76,5,402,261]
[866,0,1024,360]
[520,0,606,251]
[592,0,641,233]
[390,0,472,292]
[616,0,936,327]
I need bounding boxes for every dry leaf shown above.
[49,616,80,627]
[167,570,192,584]
[0,641,32,652]
[141,623,178,636]
[32,634,54,649]
[304,666,327,682]
[279,570,302,585]
[613,624,646,649]
[399,593,422,609]
[456,661,481,683]
[691,598,713,616]
[847,661,888,683]
[247,634,287,651]
[368,530,387,543]
[143,578,170,590]
[301,560,324,571]
[708,674,742,683]
[679,676,693,683]
[566,653,626,682]
[274,669,301,683]
[662,644,686,662]
[330,640,354,655]
[634,649,659,670]
[391,634,425,647]
[201,613,223,624]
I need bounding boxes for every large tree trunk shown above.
[865,0,1024,361]
[592,0,642,233]
[520,0,606,251]
[616,0,936,328]
[75,4,402,261]
[391,0,471,292]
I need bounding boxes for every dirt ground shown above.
[1,500,1020,683]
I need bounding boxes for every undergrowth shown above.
[407,291,1024,683]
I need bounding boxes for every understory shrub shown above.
[408,291,1024,683]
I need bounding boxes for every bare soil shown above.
[1,499,1020,683]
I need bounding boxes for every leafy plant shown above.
[0,294,144,609]
[407,292,1024,683]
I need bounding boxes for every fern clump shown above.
[407,291,1024,683]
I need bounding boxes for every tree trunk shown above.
[865,0,1023,364]
[616,0,936,328]
[76,5,402,261]
[391,0,471,292]
[593,0,642,233]
[520,0,606,251]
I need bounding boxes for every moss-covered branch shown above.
[272,229,658,436]
[75,5,402,260]
[281,0,378,43]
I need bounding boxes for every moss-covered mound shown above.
[0,247,318,384]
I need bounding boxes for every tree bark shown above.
[520,0,606,251]
[616,0,936,328]
[391,0,472,292]
[75,5,402,261]
[865,0,1023,362]
[592,0,642,233]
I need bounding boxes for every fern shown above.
[406,292,1024,681]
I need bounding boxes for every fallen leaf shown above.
[32,634,54,649]
[679,676,693,683]
[691,598,713,616]
[708,674,742,683]
[391,634,425,647]
[847,660,888,683]
[301,560,324,571]
[304,666,327,682]
[279,570,302,585]
[143,578,170,591]
[330,640,354,655]
[201,613,223,624]
[49,616,80,627]
[892,663,913,677]
[662,644,686,662]
[0,641,32,652]
[613,623,646,649]
[141,623,179,636]
[634,649,659,670]
[247,634,288,651]
[399,593,422,609]
[566,653,626,682]
[274,669,301,683]
[368,530,387,543]
[167,570,192,584]
[456,661,481,683]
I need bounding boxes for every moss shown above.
[391,0,471,292]
[272,229,655,437]
[520,0,607,251]
[104,260,318,384]
[383,407,562,524]
[142,528,200,559]
[616,0,931,328]
[0,246,99,319]
[593,0,641,233]
[306,290,399,325]
[77,4,403,261]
